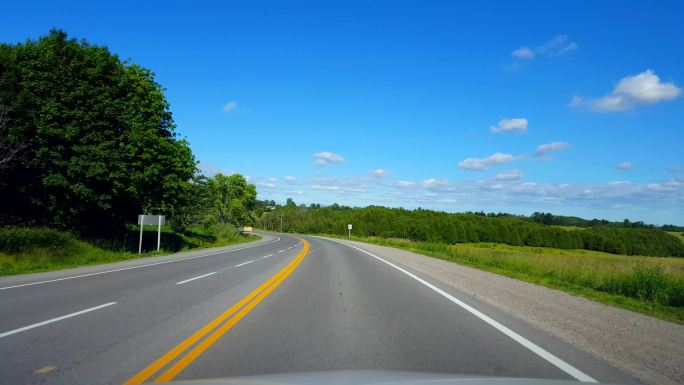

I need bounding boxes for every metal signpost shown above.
[138,214,165,254]
[347,223,352,239]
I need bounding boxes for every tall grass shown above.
[335,236,684,323]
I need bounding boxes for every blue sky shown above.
[3,1,684,224]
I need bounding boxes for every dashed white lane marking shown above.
[0,302,117,339]
[234,260,253,267]
[0,237,282,291]
[176,272,217,285]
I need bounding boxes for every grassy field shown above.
[668,231,684,243]
[325,234,684,324]
[0,225,259,276]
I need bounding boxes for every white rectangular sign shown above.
[347,224,352,230]
[138,215,165,226]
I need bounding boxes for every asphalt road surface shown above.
[0,233,638,385]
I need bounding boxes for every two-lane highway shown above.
[0,233,638,384]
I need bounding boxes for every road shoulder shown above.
[327,237,684,385]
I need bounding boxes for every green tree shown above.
[205,173,256,226]
[0,30,196,233]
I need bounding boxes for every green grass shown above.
[0,225,259,276]
[667,231,684,243]
[323,234,684,324]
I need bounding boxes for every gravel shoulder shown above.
[332,237,684,385]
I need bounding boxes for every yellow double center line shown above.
[124,238,310,384]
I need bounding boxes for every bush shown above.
[0,227,76,253]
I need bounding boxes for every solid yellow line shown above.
[153,240,309,382]
[123,239,309,385]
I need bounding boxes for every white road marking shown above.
[260,254,273,260]
[0,302,117,339]
[234,260,253,267]
[278,249,286,253]
[325,237,597,383]
[0,237,281,291]
[176,272,217,285]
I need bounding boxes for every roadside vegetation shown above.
[668,231,684,243]
[0,225,258,276]
[324,235,684,323]
[262,205,684,257]
[261,204,684,322]
[0,30,265,274]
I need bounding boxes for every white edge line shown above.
[0,237,282,291]
[0,302,117,339]
[234,260,253,267]
[321,237,597,383]
[176,271,217,285]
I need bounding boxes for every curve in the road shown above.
[123,238,310,385]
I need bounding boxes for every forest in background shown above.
[260,204,684,258]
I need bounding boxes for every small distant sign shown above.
[348,224,352,230]
[138,215,165,226]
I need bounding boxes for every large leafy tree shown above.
[0,30,196,233]
[205,173,257,226]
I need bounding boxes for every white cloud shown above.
[257,181,277,189]
[222,101,238,113]
[368,169,390,178]
[312,184,364,193]
[458,152,521,171]
[557,42,578,56]
[495,169,524,181]
[396,180,416,189]
[616,162,634,170]
[535,141,573,156]
[421,178,453,191]
[536,35,577,57]
[313,151,345,166]
[511,35,578,63]
[572,70,681,112]
[313,185,340,191]
[511,47,534,59]
[491,118,528,133]
[283,176,297,183]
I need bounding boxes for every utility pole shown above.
[280,214,283,233]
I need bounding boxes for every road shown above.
[0,233,638,384]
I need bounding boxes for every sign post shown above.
[137,215,166,254]
[139,221,144,254]
[347,223,352,239]
[157,215,162,251]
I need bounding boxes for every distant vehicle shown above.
[239,226,253,235]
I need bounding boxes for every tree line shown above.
[527,212,684,232]
[260,205,684,258]
[0,30,255,236]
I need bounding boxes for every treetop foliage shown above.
[0,30,197,233]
